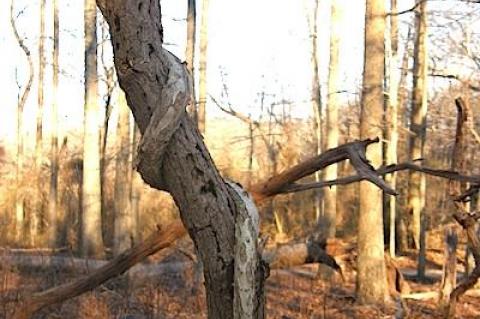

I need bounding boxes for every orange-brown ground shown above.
[1,239,479,318]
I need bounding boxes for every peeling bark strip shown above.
[226,181,263,318]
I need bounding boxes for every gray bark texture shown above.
[96,1,264,318]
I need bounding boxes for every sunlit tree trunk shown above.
[185,0,197,120]
[99,18,115,247]
[130,124,142,242]
[306,0,323,226]
[32,0,47,247]
[113,92,134,255]
[48,0,60,248]
[11,0,34,244]
[385,0,399,258]
[82,0,104,258]
[357,0,388,305]
[323,0,342,238]
[407,0,428,250]
[197,0,209,134]
[396,25,412,254]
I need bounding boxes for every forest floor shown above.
[1,239,480,318]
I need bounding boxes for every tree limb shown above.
[12,221,186,319]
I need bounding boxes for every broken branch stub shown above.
[443,97,480,318]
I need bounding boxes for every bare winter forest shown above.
[1,0,480,318]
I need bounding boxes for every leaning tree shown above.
[12,1,480,318]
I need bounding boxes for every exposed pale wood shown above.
[227,181,263,318]
[403,289,480,300]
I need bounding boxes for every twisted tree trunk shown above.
[96,2,263,317]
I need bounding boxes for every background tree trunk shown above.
[113,91,134,255]
[385,0,399,258]
[198,0,209,134]
[323,0,342,238]
[309,0,323,227]
[407,0,428,250]
[440,226,458,306]
[11,0,34,244]
[32,0,46,247]
[130,124,142,243]
[357,0,388,305]
[185,0,197,120]
[396,25,412,254]
[82,0,104,258]
[48,0,60,248]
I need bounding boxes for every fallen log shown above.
[12,220,186,319]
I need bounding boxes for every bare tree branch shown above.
[387,0,426,16]
[13,221,186,319]
[429,73,480,92]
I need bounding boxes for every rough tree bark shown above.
[407,0,428,250]
[357,0,389,305]
[82,0,105,258]
[96,1,261,317]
